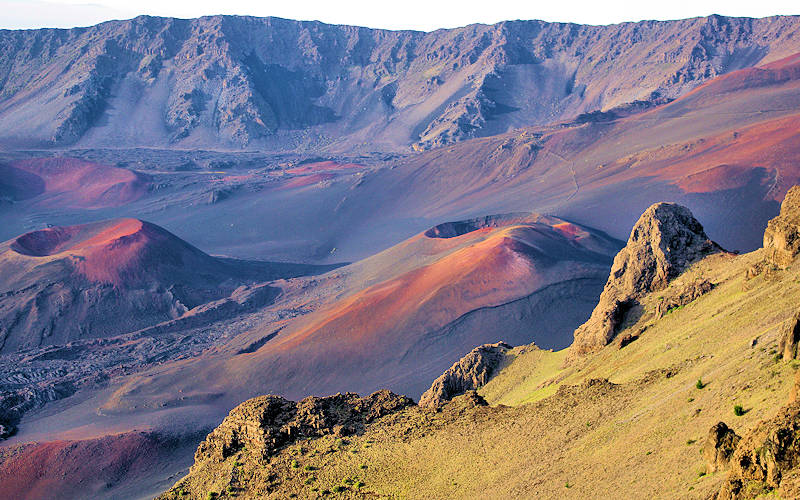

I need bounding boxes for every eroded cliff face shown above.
[2,15,800,149]
[570,203,723,358]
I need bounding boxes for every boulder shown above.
[419,342,512,407]
[780,310,800,361]
[703,422,741,473]
[570,203,722,358]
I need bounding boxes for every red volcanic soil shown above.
[6,158,149,209]
[99,215,619,413]
[277,220,611,352]
[0,431,195,500]
[599,114,800,200]
[9,219,185,285]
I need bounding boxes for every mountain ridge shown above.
[2,14,800,150]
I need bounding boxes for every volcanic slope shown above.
[0,213,620,499]
[3,50,800,266]
[0,157,150,209]
[1,15,800,150]
[160,197,800,500]
[0,218,331,353]
[98,214,621,413]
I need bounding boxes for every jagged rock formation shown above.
[419,341,512,407]
[570,203,723,357]
[1,15,800,149]
[764,185,800,268]
[704,422,742,474]
[195,390,413,463]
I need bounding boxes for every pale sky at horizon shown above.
[1,0,799,32]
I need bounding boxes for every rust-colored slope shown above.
[4,158,149,209]
[103,215,620,411]
[0,431,198,500]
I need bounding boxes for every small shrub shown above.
[688,397,695,402]
[304,465,316,471]
[333,485,346,493]
[698,469,707,478]
[321,489,331,495]
[565,482,572,488]
[304,476,315,485]
[359,463,368,470]
[734,405,746,416]
[696,379,706,389]
[233,461,241,467]
[686,439,696,445]
[291,459,300,469]
[356,481,365,488]
[206,493,218,500]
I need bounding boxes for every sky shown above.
[1,0,799,31]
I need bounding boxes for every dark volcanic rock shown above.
[764,186,800,268]
[419,342,512,408]
[570,203,723,358]
[704,422,742,473]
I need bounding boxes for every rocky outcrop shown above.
[419,342,512,407]
[704,422,742,473]
[710,366,800,499]
[570,203,723,358]
[714,404,800,499]
[779,310,800,361]
[764,186,800,268]
[194,390,413,464]
[654,279,714,317]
